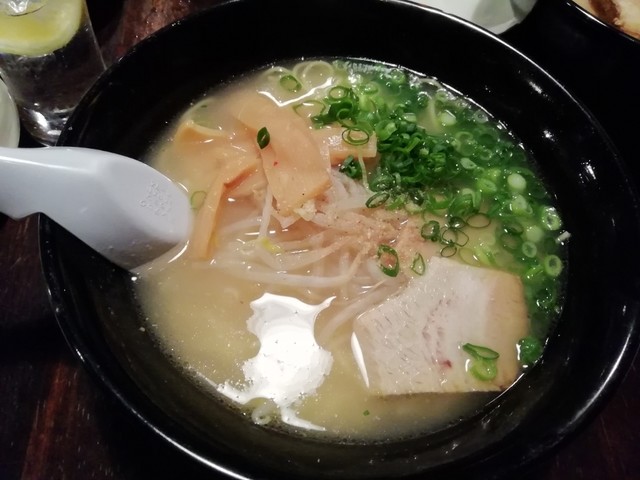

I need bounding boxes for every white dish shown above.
[414,0,538,34]
[0,78,20,147]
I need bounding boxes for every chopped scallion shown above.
[518,336,543,367]
[257,127,270,149]
[411,253,425,275]
[293,100,325,119]
[462,343,499,360]
[463,343,499,382]
[525,224,544,243]
[510,194,533,216]
[339,155,362,179]
[441,227,469,247]
[366,192,389,208]
[438,110,457,126]
[469,359,498,381]
[460,157,477,170]
[502,219,524,235]
[421,220,441,242]
[342,126,370,146]
[279,74,302,92]
[377,244,400,277]
[448,216,467,230]
[521,240,538,258]
[476,177,497,194]
[328,85,350,101]
[440,244,457,257]
[524,263,544,282]
[539,206,562,231]
[507,172,527,192]
[474,245,498,267]
[543,254,563,277]
[190,190,207,210]
[500,232,521,252]
[466,213,491,228]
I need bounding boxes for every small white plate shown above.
[0,78,20,147]
[414,0,538,34]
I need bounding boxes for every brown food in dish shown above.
[574,0,640,39]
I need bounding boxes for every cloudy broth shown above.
[135,59,567,441]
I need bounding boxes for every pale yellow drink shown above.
[0,0,105,144]
[0,0,83,56]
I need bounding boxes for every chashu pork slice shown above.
[351,256,529,395]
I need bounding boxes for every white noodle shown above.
[217,216,262,240]
[215,254,363,289]
[268,239,349,272]
[338,252,351,300]
[276,231,326,251]
[317,281,401,343]
[261,66,293,83]
[258,187,274,240]
[293,60,336,91]
[357,150,369,191]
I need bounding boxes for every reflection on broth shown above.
[135,59,568,441]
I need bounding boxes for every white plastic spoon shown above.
[0,146,192,270]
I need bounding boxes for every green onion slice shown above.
[521,240,538,258]
[190,190,207,210]
[499,231,521,252]
[441,227,469,247]
[328,85,350,101]
[421,220,441,242]
[539,206,562,231]
[524,263,544,282]
[293,100,325,119]
[339,155,362,179]
[440,244,457,258]
[469,359,498,381]
[377,244,400,277]
[279,74,302,92]
[501,219,524,235]
[466,213,491,228]
[517,336,543,367]
[543,254,563,277]
[463,343,499,382]
[510,194,532,216]
[342,127,370,146]
[257,127,270,149]
[507,172,527,192]
[411,253,425,275]
[366,192,389,208]
[460,157,477,170]
[448,216,467,230]
[462,343,500,360]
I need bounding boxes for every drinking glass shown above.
[414,0,538,34]
[0,0,106,145]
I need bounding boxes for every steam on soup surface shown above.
[136,59,568,441]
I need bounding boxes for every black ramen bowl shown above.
[41,0,640,478]
[502,0,640,183]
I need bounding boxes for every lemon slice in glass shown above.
[0,0,83,57]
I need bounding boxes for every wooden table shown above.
[1,1,639,478]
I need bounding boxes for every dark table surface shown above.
[1,1,639,479]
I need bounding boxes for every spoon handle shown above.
[0,146,192,269]
[0,146,97,219]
